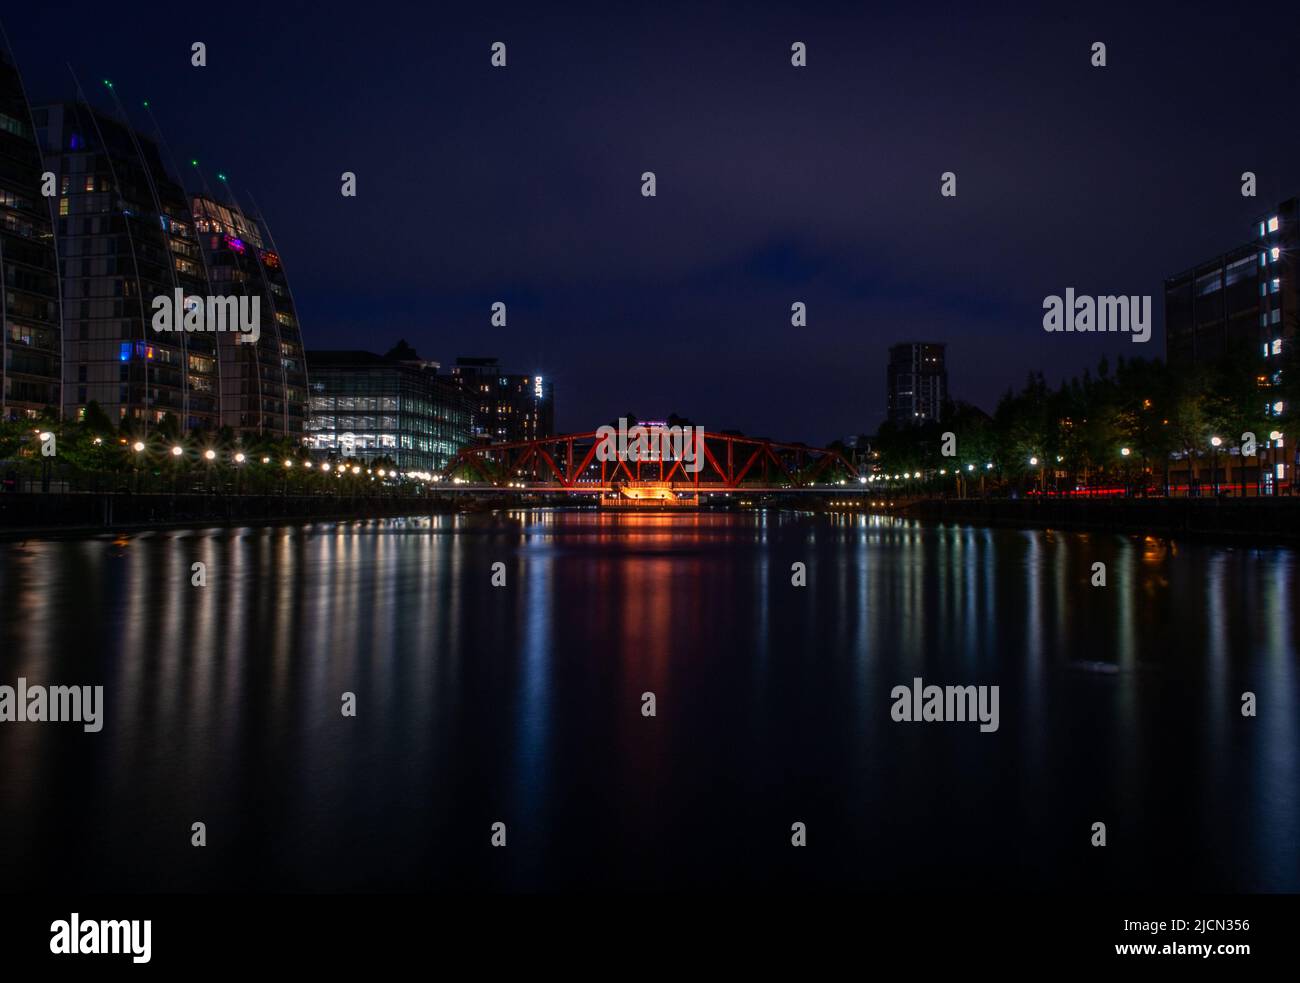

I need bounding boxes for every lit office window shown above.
[1269,216,1280,232]
[1273,338,1283,355]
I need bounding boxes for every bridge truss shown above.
[442,431,861,493]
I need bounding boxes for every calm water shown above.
[0,511,1296,893]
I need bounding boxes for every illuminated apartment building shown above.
[886,342,947,427]
[34,100,219,431]
[449,356,554,443]
[0,46,61,421]
[191,194,308,439]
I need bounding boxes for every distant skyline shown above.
[5,2,1300,442]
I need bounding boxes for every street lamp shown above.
[1269,432,1283,496]
[1029,456,1044,496]
[1210,437,1222,496]
[202,449,216,494]
[169,445,185,495]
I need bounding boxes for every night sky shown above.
[5,2,1300,443]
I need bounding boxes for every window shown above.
[1226,255,1253,286]
[1273,339,1283,355]
[1269,216,1280,232]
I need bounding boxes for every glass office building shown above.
[305,349,471,472]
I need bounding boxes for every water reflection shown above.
[0,511,1295,892]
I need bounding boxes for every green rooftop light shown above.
[142,100,150,108]
[191,159,198,167]
[217,172,226,181]
[103,79,113,88]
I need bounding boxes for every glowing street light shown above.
[1121,447,1131,457]
[171,445,184,457]
[204,449,216,461]
[133,441,145,453]
[234,452,246,464]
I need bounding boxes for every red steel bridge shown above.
[440,430,864,494]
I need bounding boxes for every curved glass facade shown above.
[35,101,217,431]
[0,48,60,421]
[192,194,307,439]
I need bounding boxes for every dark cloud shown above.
[6,1,1299,441]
